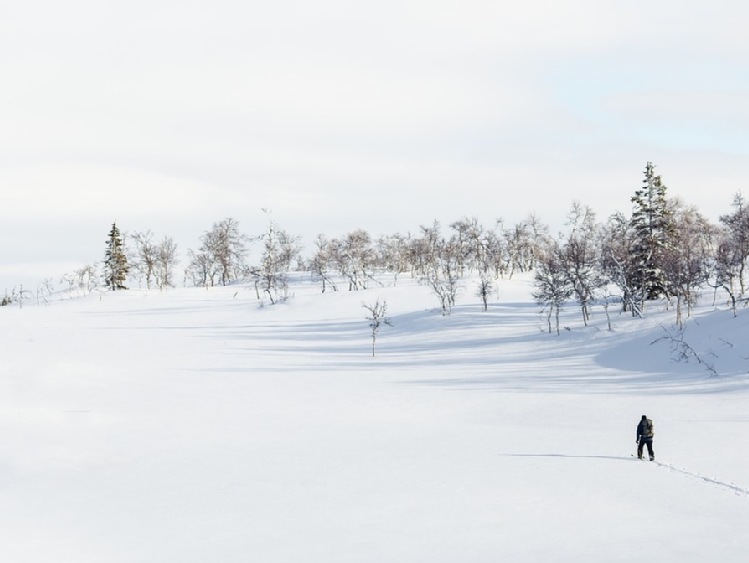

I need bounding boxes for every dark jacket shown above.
[637,418,654,441]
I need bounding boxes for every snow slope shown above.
[2,274,748,562]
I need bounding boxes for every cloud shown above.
[603,90,749,130]
[0,164,243,220]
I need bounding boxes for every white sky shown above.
[2,0,748,290]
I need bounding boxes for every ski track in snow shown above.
[651,461,749,497]
[512,454,749,498]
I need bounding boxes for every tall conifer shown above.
[104,222,129,290]
[629,162,674,302]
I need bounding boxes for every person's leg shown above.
[647,440,654,460]
[637,440,644,458]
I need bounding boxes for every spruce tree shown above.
[104,222,129,290]
[629,162,674,302]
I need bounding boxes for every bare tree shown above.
[718,192,749,297]
[476,276,494,312]
[130,230,157,289]
[597,292,622,332]
[255,214,301,304]
[60,267,94,298]
[189,218,249,287]
[424,238,461,316]
[155,236,178,289]
[410,221,462,314]
[661,201,715,328]
[184,249,216,287]
[561,202,606,326]
[533,243,574,335]
[600,212,643,317]
[376,233,411,285]
[482,220,510,278]
[310,234,338,293]
[449,217,486,275]
[330,229,377,291]
[59,272,76,296]
[505,214,551,276]
[409,221,442,277]
[709,231,742,316]
[652,326,719,377]
[363,298,393,357]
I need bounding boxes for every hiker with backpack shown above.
[637,415,655,460]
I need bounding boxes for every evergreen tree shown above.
[629,162,674,302]
[104,222,129,290]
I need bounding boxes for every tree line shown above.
[3,163,748,329]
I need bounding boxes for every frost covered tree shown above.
[408,221,443,277]
[131,231,178,290]
[36,278,55,305]
[254,214,301,304]
[662,201,715,328]
[188,218,249,287]
[184,249,216,287]
[629,162,675,302]
[330,229,377,291]
[424,238,461,316]
[1,285,31,307]
[376,233,411,285]
[210,218,249,286]
[309,235,338,293]
[600,212,643,317]
[718,192,749,297]
[104,222,129,291]
[405,223,460,313]
[505,214,551,276]
[75,264,98,295]
[561,202,605,326]
[449,217,487,275]
[482,220,510,278]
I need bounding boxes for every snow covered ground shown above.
[2,274,749,562]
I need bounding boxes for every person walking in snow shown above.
[637,415,655,460]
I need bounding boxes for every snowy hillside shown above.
[2,274,749,563]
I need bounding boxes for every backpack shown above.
[641,419,654,438]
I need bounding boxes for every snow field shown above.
[1,274,748,562]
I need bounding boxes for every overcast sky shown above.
[2,0,748,291]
